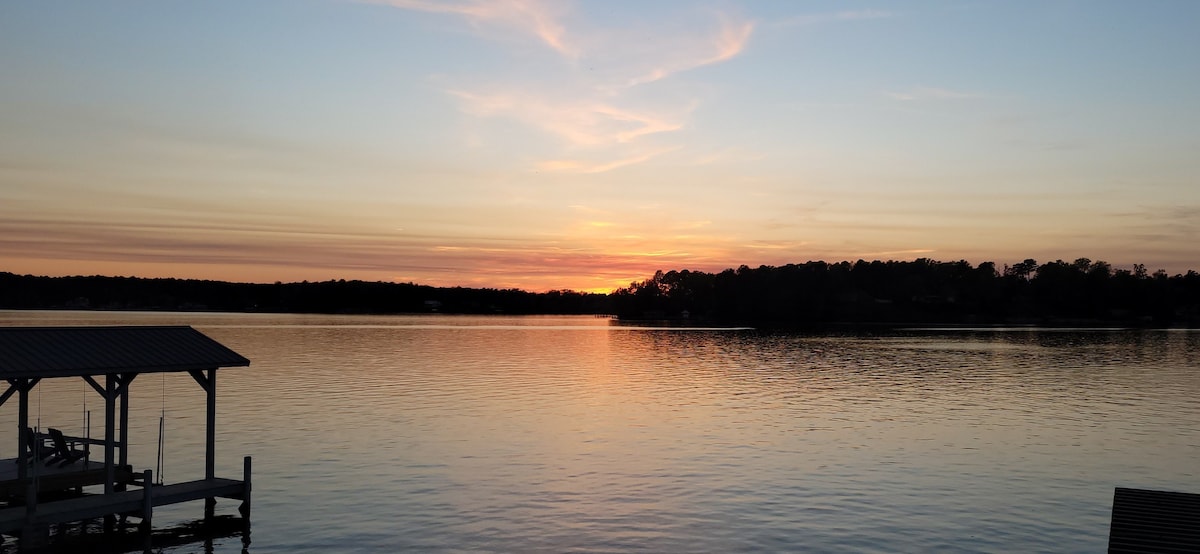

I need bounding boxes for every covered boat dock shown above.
[0,325,251,549]
[1109,487,1200,553]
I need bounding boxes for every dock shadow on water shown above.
[0,515,249,554]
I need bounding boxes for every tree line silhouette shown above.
[0,273,608,315]
[610,258,1200,327]
[2,257,1199,326]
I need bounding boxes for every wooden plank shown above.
[152,478,245,505]
[141,469,152,529]
[0,466,133,497]
[104,374,115,494]
[1110,487,1200,553]
[239,456,251,518]
[0,382,16,408]
[0,478,246,534]
[205,369,216,481]
[17,490,143,526]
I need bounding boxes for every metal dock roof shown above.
[1109,487,1200,553]
[0,326,249,379]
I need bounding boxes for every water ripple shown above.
[0,313,1197,552]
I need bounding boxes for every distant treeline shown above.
[3,257,1200,327]
[610,259,1200,327]
[0,273,609,315]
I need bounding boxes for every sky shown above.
[1,1,1198,293]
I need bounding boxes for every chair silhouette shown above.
[45,428,87,468]
[23,427,57,463]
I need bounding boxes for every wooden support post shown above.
[189,367,219,521]
[17,379,35,531]
[119,374,131,468]
[17,378,48,549]
[141,469,153,532]
[188,368,218,482]
[239,456,252,519]
[81,375,105,398]
[190,368,219,520]
[116,374,134,493]
[241,456,253,550]
[205,369,216,481]
[104,374,116,495]
[0,381,18,408]
[16,380,29,483]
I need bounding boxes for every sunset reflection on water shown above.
[1,311,1197,553]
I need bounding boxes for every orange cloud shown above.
[706,18,755,65]
[0,210,759,292]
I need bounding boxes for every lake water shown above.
[1,311,1197,552]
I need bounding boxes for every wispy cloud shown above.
[884,86,982,101]
[451,89,688,147]
[381,1,753,172]
[370,0,577,57]
[742,239,810,250]
[623,17,754,87]
[855,248,936,257]
[536,146,680,174]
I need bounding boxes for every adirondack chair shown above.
[23,427,57,463]
[45,428,87,468]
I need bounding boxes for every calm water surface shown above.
[1,311,1197,552]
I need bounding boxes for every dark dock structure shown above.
[1109,487,1200,553]
[0,326,252,549]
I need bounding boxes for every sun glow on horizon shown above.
[1,2,1198,290]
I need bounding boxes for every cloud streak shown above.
[385,1,753,172]
[623,17,754,87]
[0,212,786,292]
[450,90,688,147]
[370,0,576,57]
[536,146,680,174]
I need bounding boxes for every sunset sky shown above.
[2,1,1198,292]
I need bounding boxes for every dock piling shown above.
[239,456,251,519]
[140,469,153,532]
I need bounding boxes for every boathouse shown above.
[0,326,251,548]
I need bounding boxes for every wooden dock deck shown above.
[0,477,247,534]
[0,459,134,498]
[1109,487,1200,553]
